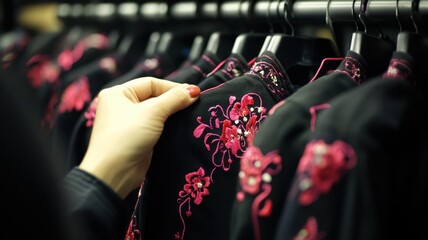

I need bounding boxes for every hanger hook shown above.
[358,0,369,33]
[326,0,335,39]
[266,0,276,34]
[396,0,403,32]
[284,0,295,36]
[411,0,420,33]
[351,0,361,31]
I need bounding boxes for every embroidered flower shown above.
[177,167,211,240]
[236,145,282,240]
[294,217,324,240]
[26,55,60,87]
[383,59,414,82]
[179,167,210,205]
[125,216,141,240]
[58,76,91,113]
[294,140,357,205]
[193,93,266,172]
[57,49,74,71]
[84,97,98,127]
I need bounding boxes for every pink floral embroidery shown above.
[294,217,325,240]
[193,93,266,175]
[236,145,282,240]
[125,216,141,240]
[176,167,210,240]
[176,93,267,239]
[383,58,414,83]
[57,33,109,71]
[124,181,145,240]
[294,140,357,206]
[58,76,91,113]
[26,55,60,88]
[333,56,364,84]
[309,104,331,132]
[84,97,98,127]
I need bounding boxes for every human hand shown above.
[79,77,200,199]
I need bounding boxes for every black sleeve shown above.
[63,167,126,240]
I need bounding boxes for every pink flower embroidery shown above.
[26,55,60,88]
[179,167,211,205]
[124,216,141,240]
[176,167,210,240]
[84,97,98,127]
[294,140,357,206]
[236,145,282,240]
[58,76,91,113]
[57,33,109,71]
[57,49,74,71]
[294,217,325,240]
[177,93,267,239]
[193,93,266,173]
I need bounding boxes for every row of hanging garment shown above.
[1,0,428,239]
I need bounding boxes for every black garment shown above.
[1,69,124,240]
[274,52,426,240]
[64,168,125,240]
[50,54,125,175]
[129,51,296,240]
[198,52,250,91]
[166,51,221,84]
[230,51,368,240]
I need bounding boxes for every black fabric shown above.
[274,52,426,240]
[0,68,124,240]
[198,52,250,91]
[128,51,296,240]
[230,51,368,240]
[64,168,125,240]
[166,51,221,84]
[50,54,125,175]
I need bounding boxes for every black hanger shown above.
[187,35,209,63]
[155,31,196,64]
[348,0,394,76]
[204,32,239,60]
[231,33,268,61]
[266,0,339,71]
[396,0,427,60]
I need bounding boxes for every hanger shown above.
[187,35,209,63]
[205,31,239,60]
[396,0,427,59]
[348,0,394,76]
[230,1,269,60]
[266,0,339,72]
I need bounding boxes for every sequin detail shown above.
[333,56,366,84]
[246,54,294,101]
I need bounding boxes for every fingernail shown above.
[185,85,201,98]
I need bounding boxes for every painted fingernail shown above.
[185,85,201,98]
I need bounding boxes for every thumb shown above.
[148,84,201,120]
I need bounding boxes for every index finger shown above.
[120,77,186,102]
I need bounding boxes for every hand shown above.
[79,77,200,199]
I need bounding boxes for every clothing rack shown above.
[56,0,428,29]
